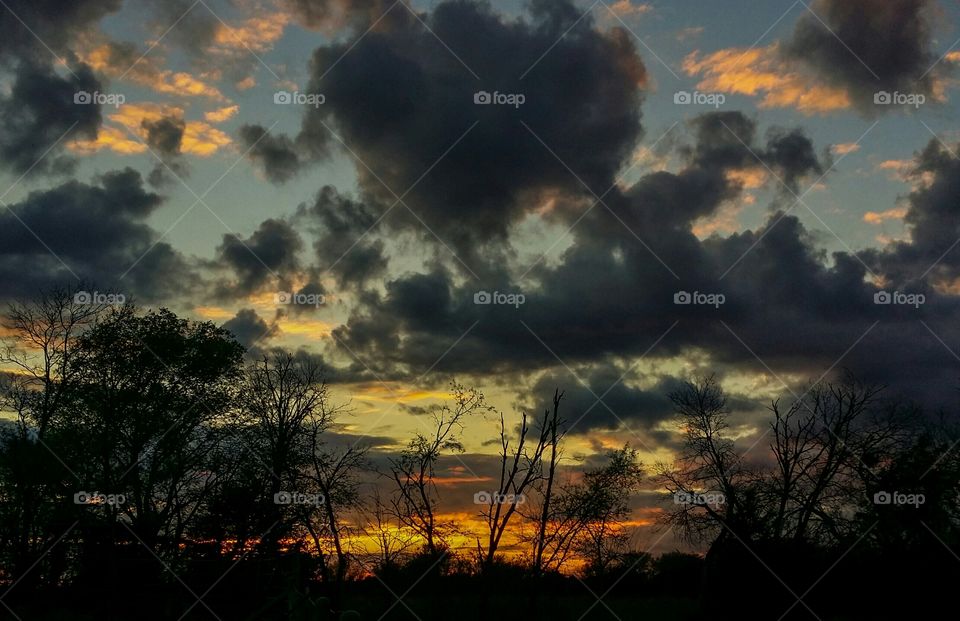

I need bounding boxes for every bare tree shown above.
[530,389,564,574]
[765,375,898,544]
[476,403,552,570]
[388,382,490,556]
[304,417,368,583]
[1,284,109,437]
[656,375,758,545]
[364,489,417,572]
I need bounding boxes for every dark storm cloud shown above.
[328,109,960,409]
[142,116,185,156]
[238,125,305,185]
[213,218,303,298]
[0,168,198,302]
[523,367,683,437]
[861,140,960,284]
[142,114,189,187]
[0,62,103,177]
[329,112,830,377]
[222,308,278,351]
[294,185,388,290]
[283,0,399,31]
[290,0,646,257]
[782,0,939,114]
[0,0,123,176]
[0,0,122,60]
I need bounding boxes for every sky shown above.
[2,0,960,555]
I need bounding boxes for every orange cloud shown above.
[204,105,239,123]
[69,103,231,157]
[683,45,851,114]
[212,12,291,53]
[235,76,257,91]
[83,44,227,102]
[194,306,235,320]
[608,1,653,17]
[831,143,861,156]
[725,167,767,190]
[863,207,907,225]
[69,125,147,155]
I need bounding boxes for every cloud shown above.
[683,46,852,115]
[238,124,306,184]
[328,109,960,410]
[684,0,946,117]
[284,0,646,262]
[0,168,197,302]
[0,62,103,176]
[864,207,907,224]
[222,308,278,351]
[832,143,861,156]
[211,12,291,53]
[204,105,240,123]
[70,103,232,157]
[141,113,189,186]
[782,0,940,114]
[294,185,388,290]
[81,42,227,101]
[213,218,304,299]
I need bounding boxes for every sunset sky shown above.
[3,0,960,555]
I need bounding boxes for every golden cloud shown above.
[863,206,907,225]
[608,0,653,18]
[68,103,231,157]
[204,105,240,123]
[212,12,291,53]
[831,143,861,156]
[683,45,851,114]
[83,44,227,102]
